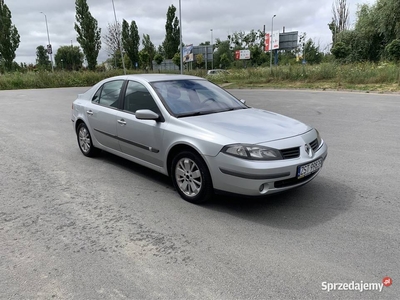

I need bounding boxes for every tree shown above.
[0,0,20,71]
[352,4,382,62]
[172,52,180,67]
[142,34,156,70]
[330,1,394,62]
[329,0,350,45]
[154,53,163,65]
[139,49,150,70]
[103,22,121,57]
[250,45,269,66]
[303,39,323,64]
[162,5,180,59]
[385,39,400,62]
[157,45,165,57]
[54,45,84,71]
[74,0,101,70]
[36,45,51,70]
[196,53,204,68]
[331,41,350,60]
[214,39,233,69]
[375,0,400,44]
[122,19,140,69]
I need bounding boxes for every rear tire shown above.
[77,123,100,157]
[171,151,213,204]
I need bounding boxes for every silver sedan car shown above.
[71,74,327,203]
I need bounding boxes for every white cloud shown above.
[4,0,376,64]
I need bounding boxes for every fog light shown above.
[259,183,269,194]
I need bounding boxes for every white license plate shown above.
[297,158,323,179]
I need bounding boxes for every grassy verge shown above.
[204,63,400,92]
[1,62,400,92]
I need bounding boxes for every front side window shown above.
[92,80,124,108]
[123,81,160,115]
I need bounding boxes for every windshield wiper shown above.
[176,111,214,118]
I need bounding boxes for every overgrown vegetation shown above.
[1,62,400,92]
[206,63,400,91]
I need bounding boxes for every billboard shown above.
[234,50,251,60]
[183,44,194,63]
[279,31,299,50]
[265,31,298,51]
[264,31,279,51]
[271,30,279,50]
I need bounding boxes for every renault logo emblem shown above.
[305,144,314,158]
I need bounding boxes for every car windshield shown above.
[151,79,247,117]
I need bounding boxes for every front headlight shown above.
[315,129,323,146]
[222,144,283,160]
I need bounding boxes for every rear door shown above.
[85,80,125,151]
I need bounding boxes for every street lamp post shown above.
[111,0,126,75]
[210,29,213,70]
[179,0,183,74]
[40,12,54,72]
[270,14,276,71]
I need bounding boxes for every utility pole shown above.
[111,0,126,75]
[179,0,183,74]
[270,14,276,72]
[40,12,54,72]
[211,29,213,70]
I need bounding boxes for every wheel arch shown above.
[74,118,86,134]
[166,144,213,186]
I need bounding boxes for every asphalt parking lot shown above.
[0,87,398,299]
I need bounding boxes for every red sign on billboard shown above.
[235,50,240,60]
[234,50,251,60]
[264,33,270,52]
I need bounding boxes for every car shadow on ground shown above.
[97,152,353,230]
[204,176,355,230]
[98,151,173,187]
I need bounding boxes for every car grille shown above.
[280,147,300,159]
[310,138,319,151]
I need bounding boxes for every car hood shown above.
[182,108,311,144]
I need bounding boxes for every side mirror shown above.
[240,99,246,105]
[135,109,160,121]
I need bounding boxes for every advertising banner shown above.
[265,31,279,51]
[235,50,251,60]
[183,44,194,63]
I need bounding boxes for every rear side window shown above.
[92,80,124,108]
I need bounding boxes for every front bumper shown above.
[206,135,328,197]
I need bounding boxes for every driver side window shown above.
[123,81,161,115]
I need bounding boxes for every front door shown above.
[116,80,166,167]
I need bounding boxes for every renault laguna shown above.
[71,74,327,204]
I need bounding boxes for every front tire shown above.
[171,151,213,204]
[77,123,100,157]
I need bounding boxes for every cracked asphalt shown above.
[0,87,399,299]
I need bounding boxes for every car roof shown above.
[112,74,204,83]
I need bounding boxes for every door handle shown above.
[117,119,127,125]
[86,110,93,116]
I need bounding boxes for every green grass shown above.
[0,69,126,90]
[1,62,400,92]
[204,62,400,92]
